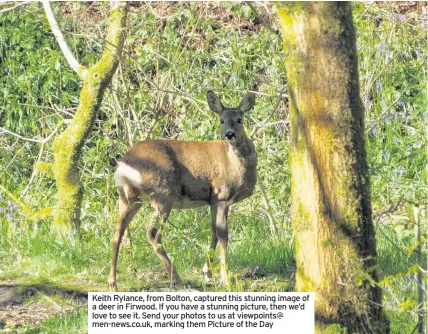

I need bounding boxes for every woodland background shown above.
[0,2,426,333]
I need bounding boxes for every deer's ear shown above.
[207,91,224,114]
[238,92,255,113]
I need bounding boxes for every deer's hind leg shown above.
[108,186,142,292]
[147,200,181,286]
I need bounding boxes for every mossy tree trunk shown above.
[52,3,128,236]
[278,3,389,333]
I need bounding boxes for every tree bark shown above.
[51,3,128,235]
[278,3,390,333]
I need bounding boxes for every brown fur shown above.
[108,91,257,291]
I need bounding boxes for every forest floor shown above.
[0,268,290,333]
[0,279,89,331]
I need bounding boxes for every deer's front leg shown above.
[214,201,229,286]
[202,203,219,282]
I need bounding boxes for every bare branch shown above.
[0,1,32,13]
[246,2,280,36]
[0,120,64,144]
[42,1,87,79]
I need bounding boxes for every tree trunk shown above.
[278,3,390,333]
[52,3,128,235]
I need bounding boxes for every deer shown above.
[108,91,257,291]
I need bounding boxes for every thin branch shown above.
[21,143,45,197]
[250,86,286,138]
[257,171,278,239]
[0,120,64,144]
[42,1,87,79]
[246,2,280,36]
[0,1,32,13]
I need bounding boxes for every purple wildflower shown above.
[6,213,14,221]
[393,137,399,144]
[396,14,406,22]
[376,81,382,92]
[395,167,406,175]
[383,151,390,160]
[402,111,409,123]
[416,50,423,58]
[370,121,377,136]
[0,208,4,214]
[364,99,373,111]
[6,201,13,210]
[397,100,404,109]
[231,73,238,84]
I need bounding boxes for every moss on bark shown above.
[278,2,389,332]
[52,3,128,236]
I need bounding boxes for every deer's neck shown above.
[228,133,257,166]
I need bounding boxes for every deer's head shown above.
[207,91,255,142]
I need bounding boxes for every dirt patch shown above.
[0,280,88,331]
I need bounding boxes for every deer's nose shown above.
[225,131,235,140]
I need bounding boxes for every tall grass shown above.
[0,2,426,333]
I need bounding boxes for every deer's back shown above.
[114,139,255,208]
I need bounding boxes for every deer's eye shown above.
[237,119,242,124]
[220,119,225,124]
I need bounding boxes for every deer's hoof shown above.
[218,276,230,289]
[172,272,182,286]
[108,279,118,292]
[202,264,214,283]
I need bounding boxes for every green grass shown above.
[17,308,87,334]
[0,2,426,333]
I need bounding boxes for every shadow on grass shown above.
[0,281,88,309]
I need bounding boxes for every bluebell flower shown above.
[231,73,238,84]
[416,50,423,58]
[405,146,412,157]
[413,142,423,149]
[395,167,406,175]
[6,213,14,221]
[376,81,382,92]
[370,122,377,136]
[397,100,404,109]
[383,151,390,160]
[7,201,13,210]
[386,51,393,60]
[393,137,399,144]
[0,208,4,214]
[364,99,373,111]
[403,111,409,122]
[378,42,385,53]
[396,14,406,22]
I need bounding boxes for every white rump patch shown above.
[114,162,142,188]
